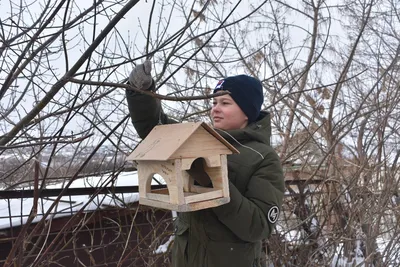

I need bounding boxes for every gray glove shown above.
[129,60,153,90]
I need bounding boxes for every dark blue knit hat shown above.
[213,74,264,122]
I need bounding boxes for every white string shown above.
[219,129,265,160]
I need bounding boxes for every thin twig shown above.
[68,77,230,101]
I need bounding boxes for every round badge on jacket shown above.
[267,206,279,223]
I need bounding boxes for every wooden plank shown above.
[127,123,200,161]
[139,198,178,210]
[181,168,193,192]
[181,155,221,170]
[190,185,217,194]
[180,158,196,170]
[138,161,173,199]
[139,196,230,212]
[202,156,226,192]
[204,155,221,167]
[172,158,185,205]
[138,164,151,199]
[150,188,169,194]
[137,160,186,205]
[220,155,229,197]
[147,192,170,202]
[171,126,234,159]
[127,121,238,161]
[137,161,173,184]
[181,197,230,212]
[184,190,223,204]
[200,122,239,154]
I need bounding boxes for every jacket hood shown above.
[215,110,272,146]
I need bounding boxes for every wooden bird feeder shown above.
[127,122,239,212]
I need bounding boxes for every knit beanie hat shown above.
[213,74,264,123]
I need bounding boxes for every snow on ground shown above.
[0,154,15,160]
[2,172,398,265]
[331,241,366,267]
[0,171,165,230]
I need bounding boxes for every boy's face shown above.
[211,95,248,130]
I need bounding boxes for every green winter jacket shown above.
[126,83,285,267]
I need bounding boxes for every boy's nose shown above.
[211,104,221,113]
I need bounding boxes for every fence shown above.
[0,183,173,267]
[0,167,367,266]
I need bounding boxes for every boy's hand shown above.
[129,60,152,90]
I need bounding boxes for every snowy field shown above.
[0,171,165,230]
[0,172,398,266]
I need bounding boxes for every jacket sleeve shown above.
[212,149,285,242]
[125,81,177,139]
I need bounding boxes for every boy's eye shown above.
[212,101,217,106]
